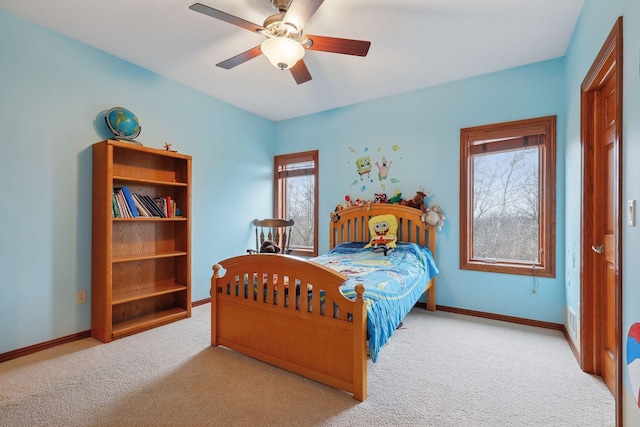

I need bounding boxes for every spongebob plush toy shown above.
[364,214,398,255]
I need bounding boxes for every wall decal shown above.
[356,156,372,180]
[346,145,403,195]
[375,156,392,180]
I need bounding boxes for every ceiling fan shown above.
[189,0,371,84]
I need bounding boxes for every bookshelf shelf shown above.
[112,283,188,305]
[92,139,192,343]
[113,175,189,187]
[112,217,188,222]
[112,307,188,339]
[112,250,188,264]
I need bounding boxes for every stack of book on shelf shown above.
[112,186,179,218]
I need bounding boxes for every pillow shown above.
[364,214,398,254]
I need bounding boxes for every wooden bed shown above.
[210,204,437,401]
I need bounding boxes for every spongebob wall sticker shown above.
[346,145,402,196]
[355,156,372,180]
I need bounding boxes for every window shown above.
[460,116,556,277]
[274,150,318,257]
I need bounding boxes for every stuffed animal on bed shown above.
[259,239,281,253]
[364,214,398,255]
[401,190,430,212]
[421,205,446,231]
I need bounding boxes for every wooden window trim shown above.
[460,116,556,278]
[274,150,319,257]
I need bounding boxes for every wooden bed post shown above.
[426,229,437,311]
[352,284,368,401]
[211,264,221,347]
[426,278,437,311]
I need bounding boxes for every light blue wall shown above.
[276,58,567,324]
[0,10,276,354]
[564,0,640,422]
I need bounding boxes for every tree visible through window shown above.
[274,150,318,257]
[460,116,556,277]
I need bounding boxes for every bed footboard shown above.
[211,254,368,401]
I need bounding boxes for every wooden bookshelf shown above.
[92,140,192,343]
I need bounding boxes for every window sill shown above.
[461,260,555,278]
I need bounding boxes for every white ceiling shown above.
[0,0,584,121]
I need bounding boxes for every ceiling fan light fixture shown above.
[261,37,305,70]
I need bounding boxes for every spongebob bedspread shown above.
[313,242,438,362]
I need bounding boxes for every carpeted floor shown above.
[0,304,614,426]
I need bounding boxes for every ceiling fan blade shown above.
[305,35,371,57]
[189,3,264,33]
[290,60,312,84]
[283,0,325,31]
[216,46,263,69]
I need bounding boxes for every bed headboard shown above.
[329,204,436,259]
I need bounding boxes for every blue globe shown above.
[105,107,141,140]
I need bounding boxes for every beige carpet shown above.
[0,304,614,426]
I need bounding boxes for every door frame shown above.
[580,16,623,426]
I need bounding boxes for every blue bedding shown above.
[313,242,438,362]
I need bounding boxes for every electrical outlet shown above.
[76,290,87,304]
